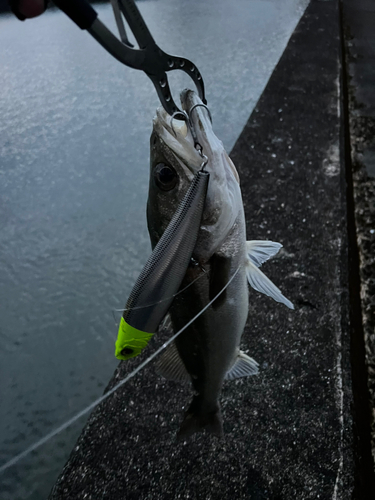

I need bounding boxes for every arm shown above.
[10,0,47,20]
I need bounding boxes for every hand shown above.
[10,0,47,20]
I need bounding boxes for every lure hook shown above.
[188,103,212,124]
[169,110,189,138]
[187,103,211,171]
[169,103,211,171]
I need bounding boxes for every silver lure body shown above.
[147,90,249,436]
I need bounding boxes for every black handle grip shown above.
[53,0,97,30]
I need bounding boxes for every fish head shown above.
[147,89,243,262]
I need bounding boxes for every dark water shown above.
[0,1,308,498]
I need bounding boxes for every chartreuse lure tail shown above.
[115,171,209,360]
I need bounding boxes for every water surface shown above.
[0,1,308,498]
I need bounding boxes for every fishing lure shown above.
[115,170,209,360]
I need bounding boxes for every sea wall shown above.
[49,1,375,498]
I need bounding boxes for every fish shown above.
[147,89,294,438]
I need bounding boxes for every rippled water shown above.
[0,1,308,498]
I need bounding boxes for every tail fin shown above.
[177,395,223,439]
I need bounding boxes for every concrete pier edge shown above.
[342,0,375,473]
[339,0,375,494]
[49,1,375,498]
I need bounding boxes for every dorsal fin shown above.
[155,341,190,383]
[225,350,259,380]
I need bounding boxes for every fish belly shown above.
[174,266,248,394]
[171,261,248,437]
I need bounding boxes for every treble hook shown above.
[169,110,190,138]
[170,102,212,136]
[188,103,212,124]
[169,103,212,168]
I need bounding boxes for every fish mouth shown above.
[180,90,220,155]
[154,90,239,180]
[153,90,217,175]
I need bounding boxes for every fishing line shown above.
[110,266,208,329]
[0,264,241,474]
[112,265,208,315]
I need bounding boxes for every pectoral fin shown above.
[246,240,294,309]
[155,341,190,383]
[245,259,294,309]
[225,350,259,380]
[246,240,283,267]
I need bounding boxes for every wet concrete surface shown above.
[342,0,375,470]
[49,1,371,498]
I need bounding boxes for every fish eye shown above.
[154,163,178,191]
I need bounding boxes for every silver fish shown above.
[147,90,293,437]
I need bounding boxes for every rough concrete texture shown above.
[343,0,375,466]
[49,1,360,498]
